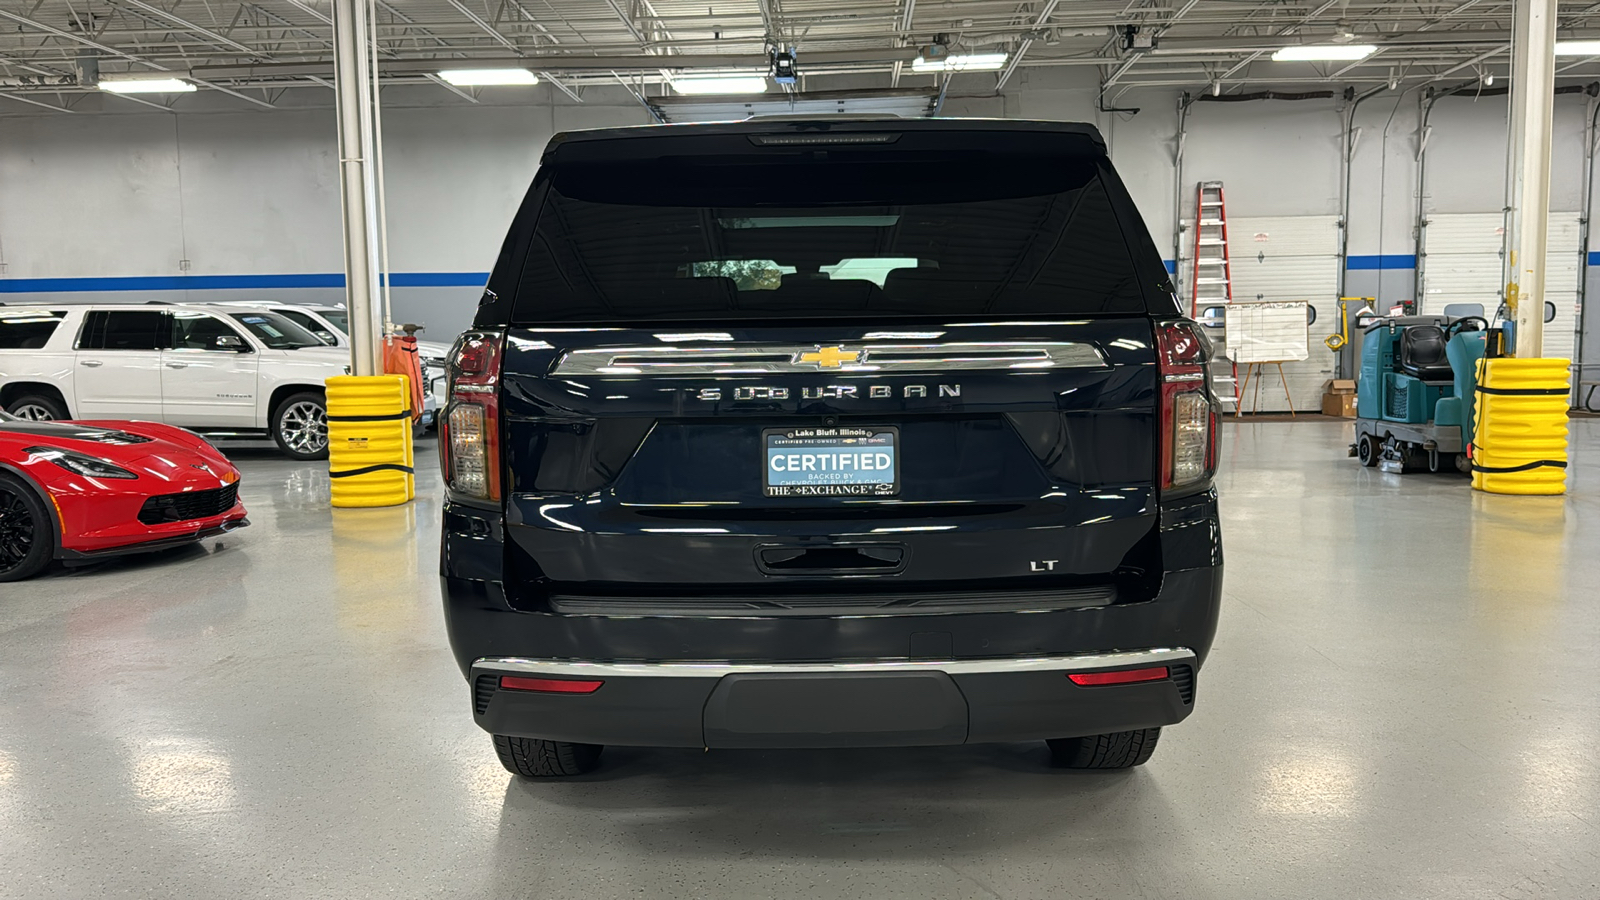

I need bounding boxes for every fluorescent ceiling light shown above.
[439,68,538,86]
[1271,45,1377,61]
[99,78,196,94]
[1555,41,1600,56]
[671,74,768,95]
[912,53,1008,73]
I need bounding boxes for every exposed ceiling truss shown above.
[5,0,1600,112]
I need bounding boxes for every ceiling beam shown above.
[441,0,521,53]
[0,7,166,70]
[113,0,263,58]
[1101,0,1200,91]
[995,0,1062,90]
[889,0,915,88]
[0,90,79,112]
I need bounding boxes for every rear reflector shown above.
[1068,666,1169,686]
[498,676,604,694]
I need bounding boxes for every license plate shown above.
[763,426,899,497]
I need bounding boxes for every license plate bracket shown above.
[762,426,899,497]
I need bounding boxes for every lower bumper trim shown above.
[470,648,1197,749]
[59,516,250,562]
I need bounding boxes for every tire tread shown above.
[492,734,603,777]
[1048,727,1161,769]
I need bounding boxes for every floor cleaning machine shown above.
[1350,313,1489,474]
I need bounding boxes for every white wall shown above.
[1,74,1596,369]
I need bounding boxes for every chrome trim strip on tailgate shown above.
[549,341,1108,376]
[473,647,1194,679]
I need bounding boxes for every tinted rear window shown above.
[79,310,167,351]
[511,152,1156,324]
[0,310,66,349]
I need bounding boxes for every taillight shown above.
[1156,321,1218,490]
[439,330,503,501]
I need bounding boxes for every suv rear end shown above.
[439,118,1223,776]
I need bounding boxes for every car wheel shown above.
[272,392,329,461]
[1047,728,1161,769]
[492,735,603,777]
[1357,433,1379,467]
[0,473,53,583]
[5,394,69,421]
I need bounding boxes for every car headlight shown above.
[26,447,140,480]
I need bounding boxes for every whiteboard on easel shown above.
[1223,301,1309,363]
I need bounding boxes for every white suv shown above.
[200,302,449,426]
[0,303,347,459]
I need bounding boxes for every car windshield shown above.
[225,312,325,349]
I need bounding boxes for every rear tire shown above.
[492,735,603,777]
[4,393,68,421]
[1357,433,1379,467]
[0,473,53,583]
[271,392,328,461]
[1048,728,1161,769]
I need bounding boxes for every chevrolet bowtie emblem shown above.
[796,346,862,368]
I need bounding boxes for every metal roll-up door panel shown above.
[1422,212,1580,361]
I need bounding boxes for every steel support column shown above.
[332,0,384,376]
[1508,0,1558,357]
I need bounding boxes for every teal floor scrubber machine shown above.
[1350,312,1489,473]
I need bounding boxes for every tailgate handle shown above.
[757,544,906,575]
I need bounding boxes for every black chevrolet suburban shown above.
[439,118,1223,777]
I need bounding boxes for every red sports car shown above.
[0,413,248,582]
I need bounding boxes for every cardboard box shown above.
[1329,379,1357,394]
[1322,392,1358,417]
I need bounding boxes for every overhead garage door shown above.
[1217,215,1342,413]
[1421,212,1580,361]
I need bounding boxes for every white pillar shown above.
[332,0,384,376]
[1508,0,1557,358]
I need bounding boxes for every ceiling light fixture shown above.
[911,52,1009,73]
[99,78,196,94]
[1554,40,1600,56]
[438,68,538,86]
[1271,45,1377,62]
[670,74,768,94]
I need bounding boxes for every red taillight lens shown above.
[1068,666,1169,686]
[1156,321,1217,490]
[439,331,503,501]
[499,676,604,694]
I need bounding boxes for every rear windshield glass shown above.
[511,153,1156,323]
[0,309,66,349]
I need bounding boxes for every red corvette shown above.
[0,412,248,582]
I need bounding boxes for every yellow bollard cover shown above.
[1470,358,1571,496]
[325,374,416,508]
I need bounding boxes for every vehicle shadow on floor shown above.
[487,743,1189,875]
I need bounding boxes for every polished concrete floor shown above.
[2,420,1598,899]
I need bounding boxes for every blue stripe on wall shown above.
[1346,254,1417,270]
[1588,251,1600,267]
[1163,259,1176,274]
[388,272,489,288]
[0,272,489,293]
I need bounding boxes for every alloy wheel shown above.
[10,403,55,421]
[280,400,328,455]
[0,487,35,576]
